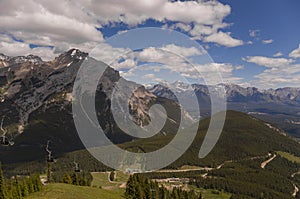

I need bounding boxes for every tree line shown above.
[0,163,42,199]
[52,171,92,186]
[125,174,201,199]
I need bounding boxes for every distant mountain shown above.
[0,53,43,67]
[2,51,300,198]
[0,49,184,165]
[149,82,300,138]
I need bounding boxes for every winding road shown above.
[261,154,277,169]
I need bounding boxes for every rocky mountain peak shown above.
[51,48,88,67]
[0,54,43,67]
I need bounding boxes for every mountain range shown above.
[149,81,300,138]
[0,49,299,158]
[2,50,300,198]
[1,49,300,145]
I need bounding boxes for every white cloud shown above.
[235,65,244,70]
[133,45,203,66]
[169,23,192,32]
[262,39,273,44]
[249,29,260,37]
[203,31,243,47]
[245,52,300,88]
[142,73,163,82]
[289,44,300,59]
[253,63,300,88]
[0,35,56,60]
[189,24,215,39]
[113,59,137,70]
[273,52,283,57]
[244,56,294,68]
[161,44,205,57]
[0,41,56,61]
[0,0,243,57]
[107,44,242,85]
[193,63,243,84]
[0,0,103,46]
[86,0,231,26]
[89,43,131,64]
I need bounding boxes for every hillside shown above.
[3,110,300,175]
[25,183,124,199]
[4,111,300,198]
[120,110,300,168]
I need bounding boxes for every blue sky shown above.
[214,0,300,84]
[1,0,300,88]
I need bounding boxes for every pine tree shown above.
[34,174,42,192]
[13,177,22,199]
[62,173,72,184]
[109,171,115,182]
[0,163,6,199]
[26,178,34,194]
[125,175,135,198]
[71,173,79,186]
[21,181,29,197]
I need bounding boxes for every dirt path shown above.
[156,167,214,173]
[261,154,277,169]
[40,176,47,185]
[119,182,127,188]
[291,171,300,178]
[293,184,299,197]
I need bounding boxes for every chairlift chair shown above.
[74,161,81,172]
[47,155,55,163]
[0,135,14,146]
[1,136,9,146]
[74,168,81,173]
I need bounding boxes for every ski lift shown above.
[1,136,9,146]
[46,140,55,163]
[0,136,14,146]
[47,156,54,163]
[74,159,81,172]
[0,117,14,146]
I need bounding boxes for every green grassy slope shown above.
[25,183,124,199]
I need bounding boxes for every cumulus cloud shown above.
[0,0,103,45]
[273,52,283,57]
[289,44,300,59]
[203,31,243,47]
[243,56,294,68]
[89,43,131,64]
[160,44,205,57]
[0,0,243,58]
[85,0,231,26]
[245,51,300,88]
[169,23,192,32]
[262,39,273,44]
[107,44,242,85]
[0,34,56,60]
[253,64,300,88]
[235,65,244,70]
[249,29,260,38]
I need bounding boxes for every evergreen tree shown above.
[0,163,5,199]
[125,175,135,198]
[109,171,115,182]
[20,181,29,197]
[62,173,72,184]
[71,173,79,185]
